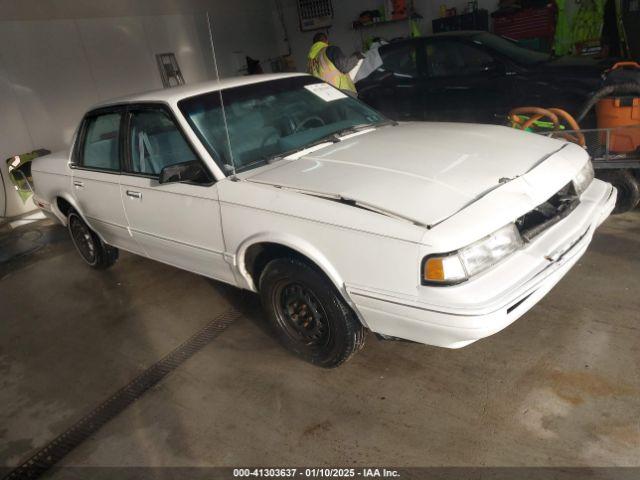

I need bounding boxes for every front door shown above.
[119,105,234,284]
[422,39,513,123]
[359,39,427,121]
[71,108,144,254]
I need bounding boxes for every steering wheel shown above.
[294,116,325,133]
[261,130,280,149]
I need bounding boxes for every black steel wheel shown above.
[67,211,119,269]
[259,257,365,368]
[273,282,332,349]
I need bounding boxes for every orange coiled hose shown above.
[509,106,585,147]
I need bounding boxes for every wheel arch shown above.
[52,192,83,226]
[236,233,368,327]
[52,194,103,241]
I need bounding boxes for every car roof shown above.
[430,30,484,37]
[90,72,308,109]
[383,30,484,45]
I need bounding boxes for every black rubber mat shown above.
[3,309,241,480]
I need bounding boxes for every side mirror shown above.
[158,160,210,185]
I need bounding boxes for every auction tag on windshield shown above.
[305,83,348,102]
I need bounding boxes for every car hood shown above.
[243,122,569,227]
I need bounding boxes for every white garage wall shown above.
[0,55,35,218]
[0,0,280,218]
[0,20,101,153]
[275,0,499,73]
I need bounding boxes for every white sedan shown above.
[32,73,616,367]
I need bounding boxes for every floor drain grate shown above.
[3,309,241,480]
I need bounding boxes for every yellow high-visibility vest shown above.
[307,41,356,93]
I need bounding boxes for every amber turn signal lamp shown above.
[424,257,445,282]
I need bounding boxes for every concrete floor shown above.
[1,212,639,470]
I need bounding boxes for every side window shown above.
[425,41,496,78]
[459,43,497,74]
[129,109,197,176]
[81,113,122,171]
[379,41,419,78]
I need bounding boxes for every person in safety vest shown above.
[307,32,362,96]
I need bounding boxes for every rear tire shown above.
[67,211,119,269]
[598,170,640,214]
[259,257,365,368]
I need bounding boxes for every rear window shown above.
[472,32,549,65]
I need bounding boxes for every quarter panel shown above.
[31,153,73,218]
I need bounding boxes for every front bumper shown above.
[348,179,616,348]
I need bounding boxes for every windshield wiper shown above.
[265,134,341,164]
[333,123,375,136]
[333,120,397,138]
[260,120,397,166]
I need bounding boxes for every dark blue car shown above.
[357,31,612,126]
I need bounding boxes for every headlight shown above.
[573,161,594,196]
[422,224,523,286]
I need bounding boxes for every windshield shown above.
[178,76,386,174]
[472,32,549,65]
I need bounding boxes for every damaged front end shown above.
[516,182,581,242]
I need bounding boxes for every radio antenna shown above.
[205,11,236,176]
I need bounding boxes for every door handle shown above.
[73,180,84,188]
[126,190,142,199]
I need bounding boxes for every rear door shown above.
[71,108,144,254]
[119,104,234,283]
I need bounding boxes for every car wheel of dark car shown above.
[68,211,119,269]
[598,170,640,214]
[259,257,365,368]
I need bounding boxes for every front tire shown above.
[259,258,365,368]
[67,211,119,269]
